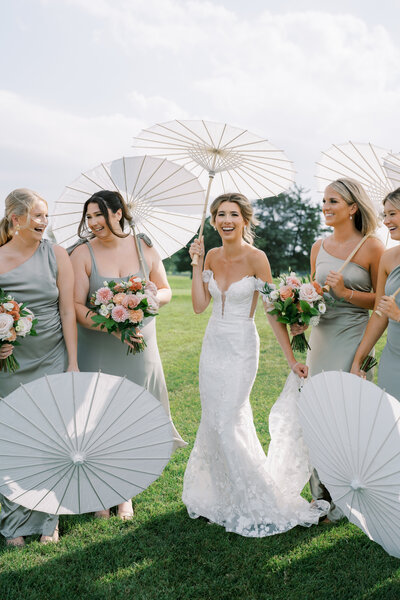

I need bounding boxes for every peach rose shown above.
[113,293,127,305]
[113,283,126,293]
[128,309,144,324]
[279,285,294,301]
[312,280,323,295]
[122,294,140,309]
[5,328,17,342]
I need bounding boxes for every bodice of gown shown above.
[202,270,261,320]
[315,242,372,321]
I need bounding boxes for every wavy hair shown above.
[329,178,378,236]
[210,193,258,245]
[0,188,47,246]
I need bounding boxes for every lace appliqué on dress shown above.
[202,270,213,284]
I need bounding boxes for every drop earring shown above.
[15,224,20,236]
[349,215,353,221]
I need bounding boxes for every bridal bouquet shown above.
[0,288,38,373]
[259,272,328,353]
[89,276,159,355]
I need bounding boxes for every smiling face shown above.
[214,201,246,241]
[13,199,48,240]
[383,199,400,241]
[322,185,357,227]
[85,202,122,238]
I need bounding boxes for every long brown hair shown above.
[77,190,132,240]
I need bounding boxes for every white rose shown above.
[262,297,275,312]
[15,316,33,337]
[3,302,14,312]
[270,290,279,301]
[310,316,320,327]
[299,283,320,303]
[318,302,326,314]
[0,313,14,340]
[99,305,110,317]
[106,303,114,311]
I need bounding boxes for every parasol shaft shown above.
[191,153,218,267]
[323,234,370,293]
[375,285,400,317]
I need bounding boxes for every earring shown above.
[15,224,20,236]
[349,215,353,221]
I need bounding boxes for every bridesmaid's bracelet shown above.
[348,289,354,301]
[291,362,300,372]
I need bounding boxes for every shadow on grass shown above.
[0,508,399,600]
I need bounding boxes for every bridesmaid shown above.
[351,188,400,400]
[0,188,78,547]
[70,190,186,520]
[306,178,384,520]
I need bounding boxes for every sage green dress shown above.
[377,264,400,401]
[307,241,373,520]
[75,239,186,451]
[0,240,63,539]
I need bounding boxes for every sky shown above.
[2,0,400,219]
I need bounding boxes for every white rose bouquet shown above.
[0,288,37,372]
[259,272,329,353]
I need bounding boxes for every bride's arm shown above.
[255,251,308,378]
[190,237,211,314]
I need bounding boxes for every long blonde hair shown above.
[383,187,400,211]
[329,178,378,236]
[210,193,258,244]
[0,188,47,246]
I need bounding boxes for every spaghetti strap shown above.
[85,240,98,274]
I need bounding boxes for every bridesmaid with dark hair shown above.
[0,188,78,546]
[70,190,186,520]
[351,188,400,400]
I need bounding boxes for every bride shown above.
[182,192,328,537]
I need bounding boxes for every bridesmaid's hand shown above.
[0,344,14,359]
[324,270,346,297]
[290,323,308,336]
[291,362,308,378]
[350,363,366,379]
[375,295,400,321]
[112,329,144,349]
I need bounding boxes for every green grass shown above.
[0,275,398,600]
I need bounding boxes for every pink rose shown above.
[95,287,113,305]
[122,294,140,309]
[144,281,158,296]
[299,283,320,303]
[128,309,144,324]
[113,293,127,305]
[286,275,301,288]
[0,313,14,340]
[111,305,129,323]
[279,285,294,301]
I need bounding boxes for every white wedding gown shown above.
[182,271,328,537]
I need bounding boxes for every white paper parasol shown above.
[51,155,204,259]
[299,371,400,558]
[133,120,295,263]
[0,371,174,514]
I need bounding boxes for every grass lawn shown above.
[0,275,399,600]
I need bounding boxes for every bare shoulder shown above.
[52,244,69,261]
[69,243,90,261]
[311,238,323,252]
[365,236,385,252]
[248,245,269,266]
[381,245,400,272]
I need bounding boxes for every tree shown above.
[254,186,326,276]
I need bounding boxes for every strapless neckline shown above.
[207,270,255,295]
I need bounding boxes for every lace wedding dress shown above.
[182,270,328,537]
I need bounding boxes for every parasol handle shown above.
[191,169,215,267]
[130,222,148,280]
[322,234,370,293]
[375,285,400,317]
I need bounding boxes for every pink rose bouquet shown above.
[259,271,329,353]
[0,288,37,372]
[89,276,159,355]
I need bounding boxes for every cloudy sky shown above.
[2,0,400,214]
